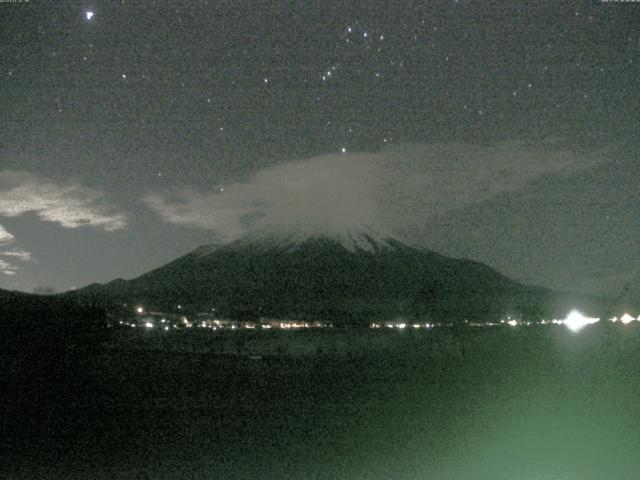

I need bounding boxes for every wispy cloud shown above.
[0,170,127,232]
[1,248,32,261]
[144,141,606,241]
[0,171,127,276]
[0,224,23,275]
[0,224,14,245]
[0,259,17,276]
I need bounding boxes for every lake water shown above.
[2,324,640,479]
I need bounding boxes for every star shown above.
[85,11,94,21]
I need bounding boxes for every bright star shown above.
[86,11,94,20]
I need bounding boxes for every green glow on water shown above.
[4,325,640,479]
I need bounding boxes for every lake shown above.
[2,324,639,479]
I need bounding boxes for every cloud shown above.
[0,235,32,276]
[0,170,127,232]
[0,224,14,245]
[0,224,24,276]
[0,171,126,276]
[1,248,32,261]
[0,259,17,276]
[144,141,607,241]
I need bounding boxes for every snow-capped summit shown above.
[193,225,406,257]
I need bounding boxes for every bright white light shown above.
[397,323,406,329]
[620,313,635,325]
[507,319,518,327]
[86,11,94,20]
[144,321,153,328]
[563,310,599,332]
[136,307,144,314]
[164,326,169,331]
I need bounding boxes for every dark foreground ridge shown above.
[0,289,106,350]
[65,232,610,324]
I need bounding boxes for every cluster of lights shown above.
[129,305,640,335]
[370,322,437,330]
[501,311,640,333]
[128,306,330,331]
[610,313,639,325]
[501,311,599,332]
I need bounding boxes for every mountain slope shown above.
[67,233,608,324]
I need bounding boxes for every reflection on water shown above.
[2,324,640,479]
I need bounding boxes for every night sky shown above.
[1,0,638,294]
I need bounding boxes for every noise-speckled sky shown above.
[1,0,638,294]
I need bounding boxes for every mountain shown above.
[66,231,609,324]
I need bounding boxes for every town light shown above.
[620,313,635,325]
[563,310,599,332]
